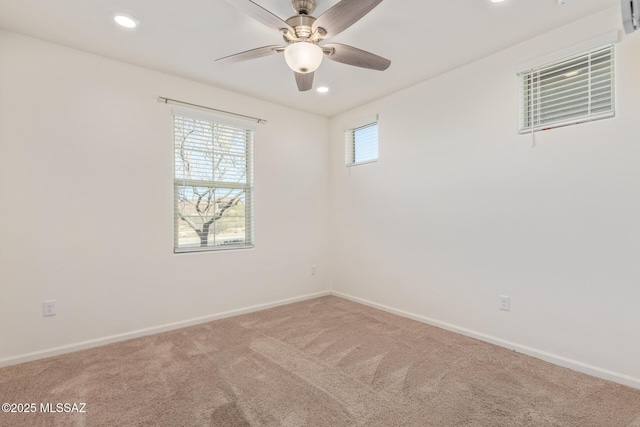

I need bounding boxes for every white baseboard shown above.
[331,290,640,390]
[0,290,331,368]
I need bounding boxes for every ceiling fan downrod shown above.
[292,0,316,15]
[283,0,325,42]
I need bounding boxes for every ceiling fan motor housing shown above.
[286,14,316,39]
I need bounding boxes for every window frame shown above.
[345,116,379,167]
[172,108,255,253]
[518,45,615,133]
[516,32,618,134]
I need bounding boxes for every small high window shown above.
[345,119,378,166]
[519,45,615,133]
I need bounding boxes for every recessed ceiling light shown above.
[317,86,329,93]
[490,0,505,3]
[114,14,139,29]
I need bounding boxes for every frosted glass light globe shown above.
[284,42,323,74]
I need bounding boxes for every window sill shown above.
[346,159,378,168]
[174,244,254,254]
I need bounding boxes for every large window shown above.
[345,119,378,166]
[519,45,614,133]
[173,111,254,252]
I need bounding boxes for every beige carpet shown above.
[1,296,640,426]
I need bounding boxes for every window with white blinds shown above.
[519,45,615,133]
[345,121,378,166]
[173,111,254,252]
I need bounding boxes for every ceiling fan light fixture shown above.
[284,42,323,73]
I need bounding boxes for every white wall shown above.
[0,30,330,363]
[329,7,640,387]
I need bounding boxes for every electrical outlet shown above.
[499,295,510,311]
[310,265,317,276]
[43,300,56,317]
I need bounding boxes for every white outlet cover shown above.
[43,300,56,316]
[499,295,510,311]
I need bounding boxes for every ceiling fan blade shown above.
[216,45,284,63]
[224,0,294,33]
[323,43,390,70]
[312,0,384,38]
[295,72,314,91]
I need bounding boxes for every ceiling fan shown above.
[216,0,391,91]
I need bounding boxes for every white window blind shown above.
[519,45,614,133]
[345,121,378,166]
[173,112,254,252]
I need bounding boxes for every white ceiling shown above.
[0,0,618,116]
